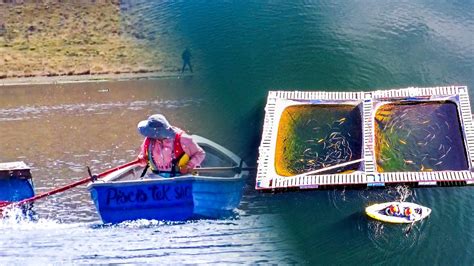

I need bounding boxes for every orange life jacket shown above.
[405,208,412,216]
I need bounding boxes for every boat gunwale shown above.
[87,173,246,189]
[87,134,248,189]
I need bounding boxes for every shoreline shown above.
[1,2,183,86]
[0,71,193,86]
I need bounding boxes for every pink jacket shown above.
[138,130,205,171]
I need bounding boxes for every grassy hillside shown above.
[0,1,176,79]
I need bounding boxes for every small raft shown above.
[365,202,431,224]
[87,135,248,224]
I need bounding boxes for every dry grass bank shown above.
[0,0,176,79]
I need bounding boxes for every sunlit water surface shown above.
[1,1,474,264]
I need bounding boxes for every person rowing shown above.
[137,114,205,178]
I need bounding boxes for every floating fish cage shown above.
[0,161,35,203]
[256,86,474,190]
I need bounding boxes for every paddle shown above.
[288,158,365,179]
[405,221,415,235]
[0,159,140,212]
[405,209,420,235]
[192,159,363,176]
[191,166,256,173]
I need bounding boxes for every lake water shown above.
[1,1,473,264]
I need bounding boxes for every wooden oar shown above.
[288,158,365,179]
[0,159,140,211]
[191,159,363,175]
[191,166,256,173]
[405,221,416,235]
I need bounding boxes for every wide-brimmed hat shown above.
[137,114,176,139]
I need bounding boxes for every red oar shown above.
[0,159,140,211]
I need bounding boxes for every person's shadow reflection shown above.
[181,48,193,73]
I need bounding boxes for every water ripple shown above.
[0,99,203,121]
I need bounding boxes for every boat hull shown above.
[88,135,247,224]
[193,177,244,218]
[0,162,35,203]
[0,179,35,203]
[365,202,431,224]
[89,176,244,224]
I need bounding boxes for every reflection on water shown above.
[0,99,202,122]
[0,76,473,265]
[0,214,301,264]
[366,218,423,253]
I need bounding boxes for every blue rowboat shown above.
[0,161,35,204]
[87,135,248,224]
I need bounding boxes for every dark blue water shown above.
[1,1,474,264]
[375,101,468,172]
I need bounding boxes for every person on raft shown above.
[386,204,400,216]
[404,207,415,220]
[385,204,415,220]
[137,114,205,178]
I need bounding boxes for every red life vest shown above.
[144,131,185,174]
[173,131,185,160]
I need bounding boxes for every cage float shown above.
[257,86,474,190]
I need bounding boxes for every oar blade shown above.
[0,201,12,218]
